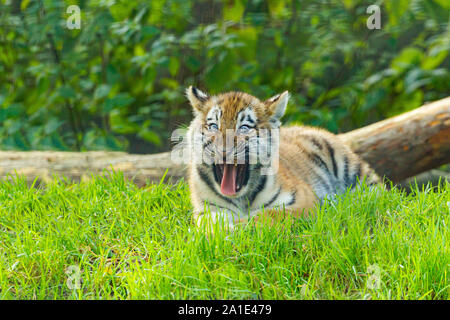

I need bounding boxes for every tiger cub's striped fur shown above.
[185,87,381,227]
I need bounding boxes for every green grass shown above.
[0,172,448,300]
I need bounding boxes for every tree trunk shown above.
[0,97,448,186]
[339,97,450,182]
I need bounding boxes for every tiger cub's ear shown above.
[264,91,289,124]
[186,86,209,115]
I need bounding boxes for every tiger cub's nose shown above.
[221,148,236,164]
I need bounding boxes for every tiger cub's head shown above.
[186,86,288,198]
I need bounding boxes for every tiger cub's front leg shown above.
[248,202,315,226]
[193,204,245,230]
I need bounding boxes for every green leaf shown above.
[168,57,180,77]
[44,118,64,135]
[6,119,23,135]
[110,3,136,21]
[422,47,448,70]
[104,93,135,113]
[385,0,410,26]
[106,65,120,85]
[110,112,140,134]
[94,84,111,100]
[185,56,202,72]
[223,0,246,22]
[58,85,76,99]
[268,0,287,17]
[342,0,356,9]
[234,26,258,60]
[205,52,239,92]
[20,0,31,10]
[391,48,423,71]
[0,103,22,122]
[138,130,161,146]
[142,26,161,38]
[433,0,450,9]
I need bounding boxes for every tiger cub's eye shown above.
[238,125,252,133]
[208,123,219,131]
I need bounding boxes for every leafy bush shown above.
[0,0,448,153]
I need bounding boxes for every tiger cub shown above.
[185,86,381,227]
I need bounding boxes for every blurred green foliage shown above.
[0,0,448,153]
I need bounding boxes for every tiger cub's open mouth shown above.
[213,163,250,196]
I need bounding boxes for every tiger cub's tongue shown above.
[220,164,237,196]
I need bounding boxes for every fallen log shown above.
[0,150,185,186]
[339,96,450,181]
[0,97,448,186]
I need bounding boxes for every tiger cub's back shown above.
[278,126,381,200]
